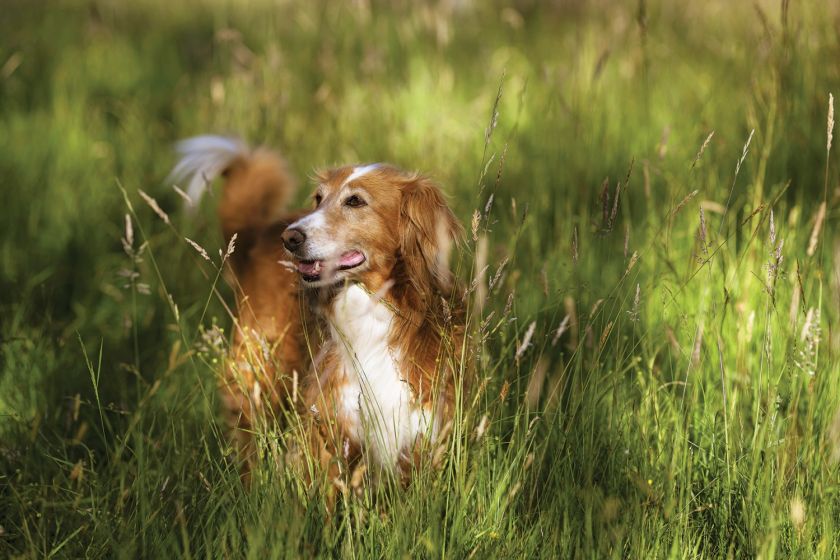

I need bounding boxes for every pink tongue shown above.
[297,261,321,275]
[296,252,363,276]
[339,250,365,267]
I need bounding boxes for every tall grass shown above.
[1,0,839,557]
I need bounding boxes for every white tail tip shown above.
[168,135,249,206]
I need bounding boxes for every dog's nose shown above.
[282,227,306,252]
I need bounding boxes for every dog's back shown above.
[171,136,306,480]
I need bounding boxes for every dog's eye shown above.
[344,195,366,208]
[314,194,323,207]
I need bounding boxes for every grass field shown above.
[1,0,839,557]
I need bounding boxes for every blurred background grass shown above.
[1,0,839,557]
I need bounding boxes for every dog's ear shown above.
[399,175,463,299]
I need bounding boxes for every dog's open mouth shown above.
[296,250,366,282]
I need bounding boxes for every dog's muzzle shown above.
[281,227,306,253]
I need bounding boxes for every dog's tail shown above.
[168,135,297,243]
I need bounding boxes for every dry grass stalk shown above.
[564,296,578,349]
[588,298,604,320]
[474,414,489,441]
[123,214,134,250]
[735,129,755,178]
[672,190,699,217]
[622,157,635,190]
[608,181,621,230]
[551,314,570,347]
[806,202,826,257]
[624,224,630,259]
[657,125,670,159]
[828,92,835,153]
[800,307,818,344]
[739,203,766,227]
[625,251,639,276]
[690,324,704,368]
[471,209,480,241]
[523,453,534,470]
[433,217,453,284]
[503,292,514,317]
[223,233,238,262]
[172,185,192,205]
[185,237,211,262]
[499,380,510,401]
[698,208,709,258]
[515,321,536,363]
[525,358,548,408]
[629,283,640,323]
[796,260,807,314]
[483,88,501,147]
[600,178,610,226]
[598,321,614,351]
[488,257,509,291]
[474,235,489,312]
[665,326,681,353]
[121,213,141,261]
[138,189,170,225]
[788,279,801,326]
[691,130,715,170]
[828,406,840,462]
[432,443,447,468]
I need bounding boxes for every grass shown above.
[1,0,839,557]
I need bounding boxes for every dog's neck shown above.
[307,257,439,332]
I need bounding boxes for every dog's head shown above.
[282,164,462,298]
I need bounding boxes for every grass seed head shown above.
[172,184,192,205]
[698,208,709,257]
[735,129,755,178]
[551,314,570,347]
[474,414,489,441]
[515,321,536,363]
[138,189,170,225]
[123,214,134,250]
[629,283,640,323]
[806,202,826,257]
[471,209,480,241]
[223,233,238,262]
[691,130,715,170]
[526,358,548,408]
[185,237,211,262]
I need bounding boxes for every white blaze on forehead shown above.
[341,164,380,187]
[288,209,326,232]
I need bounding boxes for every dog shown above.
[170,136,465,486]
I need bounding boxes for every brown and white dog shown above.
[171,136,465,485]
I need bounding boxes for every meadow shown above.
[1,0,839,557]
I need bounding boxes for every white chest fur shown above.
[328,284,430,468]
